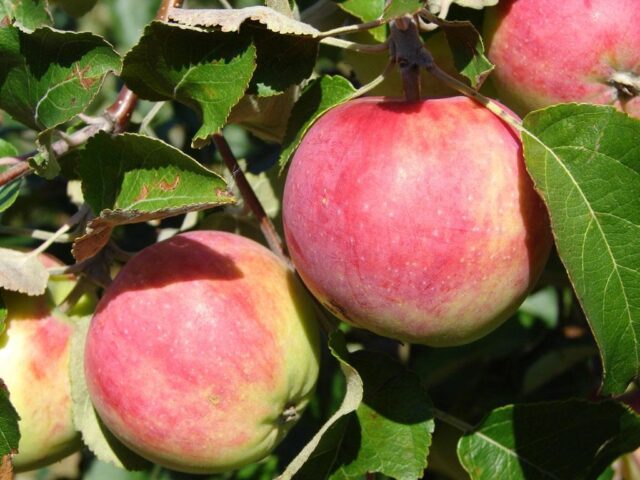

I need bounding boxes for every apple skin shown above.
[484,0,640,117]
[0,254,87,472]
[283,96,552,347]
[84,231,320,474]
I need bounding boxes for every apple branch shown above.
[319,37,389,53]
[319,18,386,39]
[212,133,291,267]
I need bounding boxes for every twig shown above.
[28,205,90,258]
[0,226,74,243]
[433,408,475,433]
[320,37,389,53]
[139,101,166,136]
[105,88,138,134]
[218,0,233,9]
[0,162,30,186]
[212,133,290,266]
[319,18,386,39]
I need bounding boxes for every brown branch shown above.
[212,133,290,266]
[0,162,30,186]
[105,88,138,134]
[105,0,184,132]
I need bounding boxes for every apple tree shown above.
[0,0,639,479]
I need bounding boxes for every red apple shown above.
[0,254,87,471]
[283,96,552,347]
[84,231,320,473]
[484,0,640,117]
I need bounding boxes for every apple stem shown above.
[389,16,427,102]
[212,133,292,267]
[319,36,389,53]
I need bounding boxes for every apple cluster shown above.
[2,0,638,475]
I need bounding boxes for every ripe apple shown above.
[283,96,552,347]
[0,254,89,472]
[483,0,640,117]
[84,230,320,473]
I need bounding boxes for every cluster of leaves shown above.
[0,0,639,479]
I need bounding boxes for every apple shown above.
[0,253,89,472]
[483,0,640,117]
[283,96,552,347]
[84,230,320,473]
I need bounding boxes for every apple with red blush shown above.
[484,0,640,117]
[283,96,552,346]
[84,230,320,473]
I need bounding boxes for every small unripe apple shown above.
[0,254,87,472]
[484,0,640,117]
[84,231,320,473]
[283,96,552,347]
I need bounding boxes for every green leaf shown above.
[458,400,640,480]
[522,104,640,395]
[280,334,433,480]
[432,18,493,88]
[328,351,434,479]
[73,132,235,261]
[69,316,150,470]
[278,75,356,171]
[121,22,257,147]
[335,0,384,20]
[278,331,364,480]
[248,26,318,97]
[0,140,21,212]
[0,0,51,31]
[383,0,426,20]
[426,0,498,18]
[333,0,386,41]
[0,381,20,456]
[228,87,297,143]
[0,26,121,131]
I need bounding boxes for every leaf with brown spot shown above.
[74,133,235,261]
[0,26,121,131]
